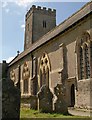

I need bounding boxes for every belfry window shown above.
[43,20,46,28]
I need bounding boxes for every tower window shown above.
[43,20,46,28]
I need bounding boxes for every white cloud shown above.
[7,56,14,63]
[2,1,8,8]
[21,24,25,31]
[15,0,34,7]
[2,0,34,8]
[21,24,25,28]
[5,8,10,13]
[1,0,91,7]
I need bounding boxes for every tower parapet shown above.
[26,5,56,20]
[24,5,56,50]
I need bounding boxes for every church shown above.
[8,1,92,112]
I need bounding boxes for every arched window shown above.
[39,53,51,88]
[80,47,84,79]
[84,44,90,78]
[77,32,91,80]
[90,42,92,77]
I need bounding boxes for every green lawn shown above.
[20,107,88,118]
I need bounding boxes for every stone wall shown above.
[75,78,92,110]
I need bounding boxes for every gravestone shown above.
[2,61,21,119]
[2,78,21,119]
[37,85,53,113]
[30,95,37,110]
[54,83,68,114]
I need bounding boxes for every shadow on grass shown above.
[39,109,72,116]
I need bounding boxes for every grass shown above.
[20,107,89,118]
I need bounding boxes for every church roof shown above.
[9,1,92,66]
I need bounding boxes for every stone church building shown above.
[8,2,92,111]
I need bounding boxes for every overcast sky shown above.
[1,0,90,63]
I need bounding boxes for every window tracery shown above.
[76,31,92,80]
[39,52,51,88]
[79,47,84,79]
[84,44,90,78]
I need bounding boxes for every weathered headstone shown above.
[37,85,53,113]
[30,95,37,110]
[54,83,68,114]
[2,61,21,119]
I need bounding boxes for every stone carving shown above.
[10,70,16,84]
[54,83,68,114]
[22,62,30,80]
[37,85,53,113]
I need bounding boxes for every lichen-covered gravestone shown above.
[30,95,37,110]
[54,83,68,114]
[37,85,53,113]
[2,78,21,119]
[2,61,21,119]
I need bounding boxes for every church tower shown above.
[24,5,56,50]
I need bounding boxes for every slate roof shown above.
[9,1,92,66]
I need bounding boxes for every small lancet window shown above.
[43,20,46,28]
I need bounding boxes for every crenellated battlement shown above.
[24,4,56,50]
[26,5,56,19]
